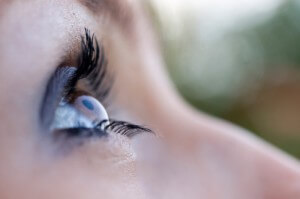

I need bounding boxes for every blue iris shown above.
[82,99,94,111]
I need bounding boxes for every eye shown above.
[51,95,109,130]
[40,28,153,143]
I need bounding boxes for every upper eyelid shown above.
[40,67,76,129]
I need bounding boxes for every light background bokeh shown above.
[147,0,300,157]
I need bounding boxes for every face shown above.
[0,0,299,198]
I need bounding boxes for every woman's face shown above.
[0,0,299,198]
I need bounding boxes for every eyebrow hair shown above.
[78,0,133,28]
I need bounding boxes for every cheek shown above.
[132,134,211,198]
[0,157,142,198]
[0,134,143,199]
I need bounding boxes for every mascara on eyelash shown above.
[65,28,113,104]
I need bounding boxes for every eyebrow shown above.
[78,0,133,27]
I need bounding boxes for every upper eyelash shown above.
[65,28,112,103]
[65,29,100,95]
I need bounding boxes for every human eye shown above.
[39,29,153,147]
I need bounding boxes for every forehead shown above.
[79,0,133,21]
[0,0,134,67]
[0,0,139,53]
[0,0,134,25]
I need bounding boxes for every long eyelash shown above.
[65,28,112,102]
[96,120,154,138]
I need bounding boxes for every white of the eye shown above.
[74,95,109,125]
[51,104,94,130]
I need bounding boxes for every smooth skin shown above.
[0,0,299,198]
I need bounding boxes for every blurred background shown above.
[147,0,300,158]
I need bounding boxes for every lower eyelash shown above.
[99,119,154,138]
[54,119,153,140]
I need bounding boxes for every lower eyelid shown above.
[50,129,135,161]
[49,128,109,154]
[53,128,107,139]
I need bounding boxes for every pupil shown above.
[82,99,94,111]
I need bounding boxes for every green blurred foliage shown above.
[223,0,300,157]
[237,0,300,66]
[151,0,300,157]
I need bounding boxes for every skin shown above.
[0,0,299,198]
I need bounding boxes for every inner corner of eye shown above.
[51,95,109,132]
